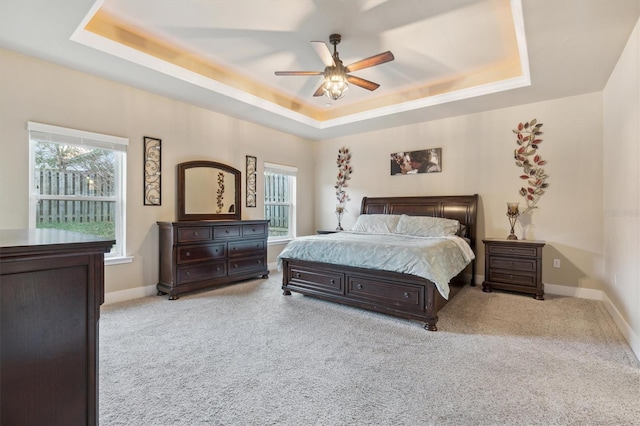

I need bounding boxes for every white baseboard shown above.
[104,284,157,305]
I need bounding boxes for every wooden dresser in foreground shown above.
[0,229,114,426]
[482,238,546,300]
[157,220,269,299]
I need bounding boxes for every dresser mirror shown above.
[177,160,241,221]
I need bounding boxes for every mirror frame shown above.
[177,160,242,221]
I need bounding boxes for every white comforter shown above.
[277,231,475,299]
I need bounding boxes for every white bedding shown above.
[277,231,475,299]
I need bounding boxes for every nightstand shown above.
[482,239,545,300]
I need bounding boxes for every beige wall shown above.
[603,18,640,353]
[0,48,315,295]
[314,92,605,290]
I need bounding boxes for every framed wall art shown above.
[246,155,257,207]
[390,148,442,175]
[143,136,161,205]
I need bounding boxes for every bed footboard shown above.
[281,258,453,331]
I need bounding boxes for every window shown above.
[264,162,297,242]
[28,122,128,261]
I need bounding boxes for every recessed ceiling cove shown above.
[70,0,530,130]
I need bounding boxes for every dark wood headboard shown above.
[360,194,479,253]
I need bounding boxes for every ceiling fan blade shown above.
[313,84,325,97]
[346,51,395,73]
[346,75,380,91]
[311,41,335,67]
[275,71,324,76]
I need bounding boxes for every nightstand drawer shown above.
[487,244,538,258]
[487,270,538,288]
[488,256,536,272]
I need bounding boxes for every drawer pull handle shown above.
[510,249,514,253]
[252,228,256,232]
[357,284,363,290]
[509,275,513,279]
[225,230,229,233]
[193,231,198,236]
[216,267,221,271]
[185,251,191,257]
[257,260,262,264]
[296,273,301,278]
[185,271,191,276]
[404,292,410,298]
[330,279,335,284]
[233,264,238,268]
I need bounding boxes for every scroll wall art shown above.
[143,136,161,206]
[246,155,257,207]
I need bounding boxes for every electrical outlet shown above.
[553,259,561,268]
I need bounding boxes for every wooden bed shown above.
[281,194,478,331]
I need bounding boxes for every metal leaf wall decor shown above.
[513,119,548,214]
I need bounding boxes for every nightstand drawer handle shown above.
[193,231,198,236]
[509,275,514,279]
[510,249,514,253]
[185,251,191,257]
[296,273,301,278]
[357,284,363,290]
[330,279,335,284]
[404,292,410,298]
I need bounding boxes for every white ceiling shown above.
[1,0,638,140]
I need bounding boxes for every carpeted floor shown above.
[99,272,640,425]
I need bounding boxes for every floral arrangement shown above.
[216,172,225,213]
[513,119,549,214]
[335,147,352,211]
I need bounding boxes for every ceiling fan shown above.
[275,34,394,101]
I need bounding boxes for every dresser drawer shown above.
[177,227,212,243]
[488,256,536,273]
[243,223,267,237]
[213,225,242,239]
[346,276,424,312]
[177,243,225,264]
[289,266,344,295]
[177,261,226,284]
[228,239,266,257]
[228,255,267,275]
[487,244,538,258]
[487,269,538,288]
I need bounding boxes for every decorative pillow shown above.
[394,214,460,237]
[350,214,402,234]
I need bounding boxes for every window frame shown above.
[28,122,129,263]
[263,162,297,243]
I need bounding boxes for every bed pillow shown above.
[394,214,460,237]
[350,214,402,234]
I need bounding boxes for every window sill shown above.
[105,256,134,266]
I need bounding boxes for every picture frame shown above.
[246,155,257,207]
[143,136,161,205]
[390,148,442,175]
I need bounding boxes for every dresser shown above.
[0,229,114,426]
[157,220,269,299]
[482,239,545,300]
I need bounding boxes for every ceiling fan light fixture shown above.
[323,64,348,100]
